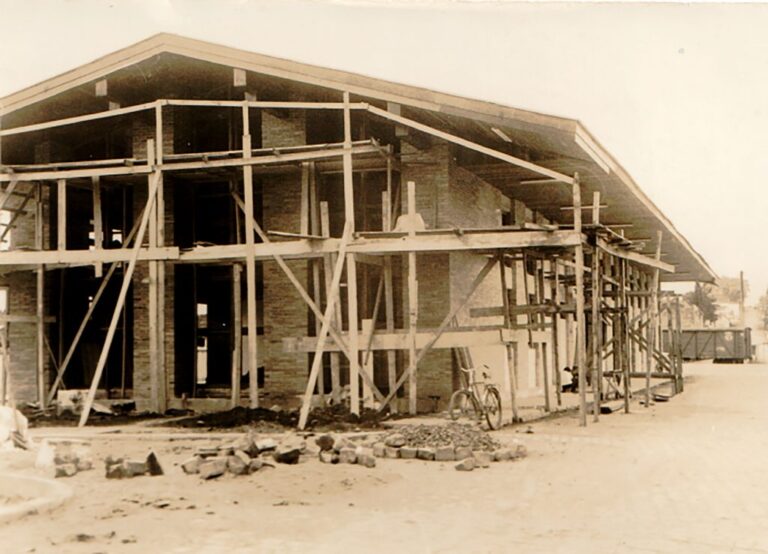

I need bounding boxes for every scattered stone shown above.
[106,463,127,479]
[435,446,455,462]
[274,447,301,465]
[315,434,335,452]
[181,456,203,475]
[455,458,476,471]
[217,443,236,456]
[472,451,492,468]
[55,463,77,478]
[372,442,386,458]
[333,437,355,453]
[235,430,260,457]
[255,438,278,453]
[146,452,163,476]
[319,450,339,464]
[384,447,401,459]
[400,447,418,459]
[354,446,373,458]
[199,457,228,480]
[417,447,435,461]
[124,460,148,477]
[455,447,472,460]
[227,452,250,475]
[493,448,513,462]
[338,447,357,464]
[195,447,220,459]
[248,458,264,473]
[384,433,406,448]
[357,454,376,468]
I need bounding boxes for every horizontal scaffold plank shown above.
[597,238,674,273]
[0,247,179,266]
[177,230,582,263]
[284,327,550,353]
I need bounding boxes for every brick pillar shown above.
[260,108,308,405]
[400,140,453,411]
[131,110,174,409]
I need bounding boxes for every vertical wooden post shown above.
[619,258,630,413]
[342,91,360,416]
[36,184,45,408]
[320,202,341,403]
[537,259,551,413]
[309,164,325,404]
[552,259,562,407]
[591,247,602,422]
[674,295,683,393]
[361,318,374,408]
[382,190,397,413]
[573,173,587,426]
[242,102,259,408]
[231,263,242,407]
[499,251,519,422]
[406,180,418,415]
[92,176,103,278]
[645,231,663,406]
[147,142,160,412]
[155,105,167,412]
[56,179,66,251]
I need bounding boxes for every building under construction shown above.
[0,34,716,427]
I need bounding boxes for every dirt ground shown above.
[3,361,768,553]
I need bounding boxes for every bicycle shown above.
[448,365,503,430]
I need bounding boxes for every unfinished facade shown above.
[0,34,716,427]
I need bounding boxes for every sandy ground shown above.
[2,361,768,553]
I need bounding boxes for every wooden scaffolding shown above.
[0,92,684,428]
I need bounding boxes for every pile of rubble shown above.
[180,431,309,479]
[312,423,527,472]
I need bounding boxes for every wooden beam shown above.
[231,263,242,407]
[321,202,342,403]
[242,102,260,409]
[645,231,663,407]
[35,185,45,408]
[57,179,66,251]
[406,181,418,415]
[92,177,103,277]
[342,91,360,416]
[597,238,674,273]
[0,100,159,137]
[367,105,574,185]
[573,174,588,426]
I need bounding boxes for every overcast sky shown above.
[0,0,765,302]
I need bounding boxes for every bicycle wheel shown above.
[483,386,503,430]
[448,390,472,420]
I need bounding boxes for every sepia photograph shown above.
[0,0,766,552]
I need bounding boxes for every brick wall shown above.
[261,108,308,405]
[131,110,174,411]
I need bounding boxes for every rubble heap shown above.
[180,431,309,479]
[313,424,527,472]
[382,423,501,451]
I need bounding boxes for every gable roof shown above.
[0,33,716,282]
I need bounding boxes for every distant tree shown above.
[685,283,718,325]
[714,276,749,304]
[758,290,768,330]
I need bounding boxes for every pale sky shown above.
[0,0,765,302]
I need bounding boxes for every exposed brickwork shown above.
[261,108,308,405]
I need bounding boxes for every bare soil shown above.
[3,361,768,553]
